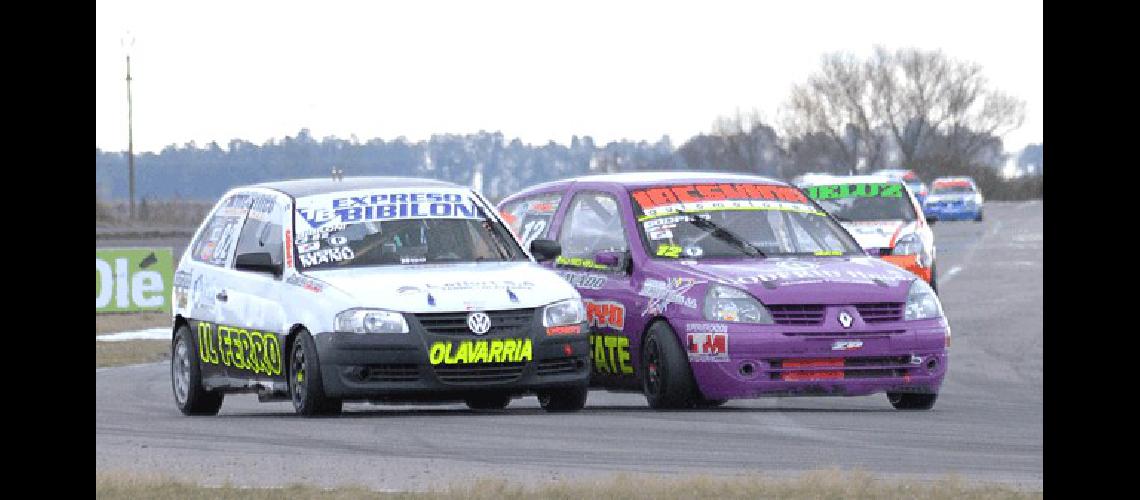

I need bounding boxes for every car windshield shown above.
[293,189,526,270]
[630,183,863,259]
[805,183,917,222]
[931,183,976,195]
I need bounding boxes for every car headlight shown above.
[543,299,586,327]
[703,285,773,323]
[335,308,409,334]
[893,233,923,256]
[904,279,943,320]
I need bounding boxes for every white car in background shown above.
[799,175,939,292]
[170,177,590,417]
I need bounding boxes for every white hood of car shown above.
[304,261,577,313]
[840,220,913,250]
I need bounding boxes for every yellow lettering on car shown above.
[589,334,633,375]
[429,339,533,365]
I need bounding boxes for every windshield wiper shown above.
[688,217,766,257]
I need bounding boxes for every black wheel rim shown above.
[291,342,307,408]
[644,337,662,397]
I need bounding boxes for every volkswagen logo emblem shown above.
[837,310,854,329]
[467,312,491,335]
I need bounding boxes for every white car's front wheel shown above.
[290,329,342,417]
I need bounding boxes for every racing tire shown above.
[974,212,984,222]
[888,392,938,410]
[290,329,342,417]
[465,392,512,410]
[538,385,588,413]
[171,325,224,416]
[641,322,697,410]
[929,262,939,295]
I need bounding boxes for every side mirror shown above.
[234,251,282,276]
[593,250,621,267]
[530,239,561,262]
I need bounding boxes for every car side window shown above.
[191,193,253,267]
[233,194,284,269]
[557,192,628,264]
[499,193,563,248]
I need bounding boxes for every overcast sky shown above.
[95,0,1042,155]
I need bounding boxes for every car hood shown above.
[839,219,915,250]
[304,261,577,313]
[652,256,914,304]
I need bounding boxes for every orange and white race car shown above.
[798,175,939,292]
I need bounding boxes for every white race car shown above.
[800,175,939,292]
[170,177,590,416]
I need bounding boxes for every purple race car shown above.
[498,172,950,410]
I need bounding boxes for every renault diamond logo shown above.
[467,312,491,335]
[838,310,854,329]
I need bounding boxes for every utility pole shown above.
[124,35,136,220]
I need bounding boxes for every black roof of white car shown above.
[253,176,463,197]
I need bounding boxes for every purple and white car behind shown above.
[498,172,950,410]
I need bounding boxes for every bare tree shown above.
[782,53,886,174]
[786,47,1026,175]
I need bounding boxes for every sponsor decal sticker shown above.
[556,255,611,270]
[429,339,533,364]
[296,190,479,229]
[285,274,325,293]
[584,300,625,331]
[804,183,903,200]
[685,322,728,333]
[197,322,283,376]
[687,332,729,362]
[557,271,607,289]
[640,277,701,316]
[546,325,581,336]
[832,340,863,351]
[631,183,821,221]
[590,334,633,375]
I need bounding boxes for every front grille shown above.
[364,364,419,382]
[433,362,526,384]
[768,356,914,380]
[413,308,536,336]
[538,357,580,376]
[855,303,904,323]
[768,304,825,326]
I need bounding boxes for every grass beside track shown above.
[96,340,170,368]
[96,312,170,335]
[95,470,1041,499]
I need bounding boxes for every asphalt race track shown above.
[95,201,1043,491]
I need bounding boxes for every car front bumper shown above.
[924,204,982,220]
[680,316,949,400]
[313,310,590,401]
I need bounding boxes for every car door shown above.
[551,188,640,390]
[216,189,291,384]
[183,192,254,382]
